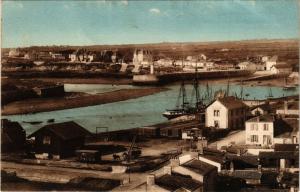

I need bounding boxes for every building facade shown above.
[245,115,275,146]
[205,96,248,129]
[132,49,153,66]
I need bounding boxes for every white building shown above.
[238,61,256,71]
[132,49,153,66]
[250,104,271,116]
[205,96,248,129]
[245,115,276,146]
[155,58,174,66]
[265,55,278,71]
[270,62,293,75]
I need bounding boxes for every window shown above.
[43,136,51,145]
[250,135,258,142]
[263,124,269,131]
[214,120,219,128]
[214,110,220,117]
[250,123,258,131]
[263,135,272,145]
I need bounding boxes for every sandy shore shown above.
[2,88,167,116]
[33,77,132,85]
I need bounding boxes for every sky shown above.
[2,0,299,48]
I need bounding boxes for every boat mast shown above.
[240,80,244,99]
[268,87,273,98]
[181,80,188,109]
[194,63,201,107]
[226,74,230,97]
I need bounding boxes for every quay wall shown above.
[132,74,159,85]
[158,70,254,83]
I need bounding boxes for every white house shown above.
[205,96,248,129]
[265,55,278,71]
[270,62,293,75]
[133,49,153,66]
[238,61,256,71]
[245,115,276,146]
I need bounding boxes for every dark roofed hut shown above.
[1,119,26,153]
[28,121,91,159]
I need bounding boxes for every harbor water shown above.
[3,83,298,135]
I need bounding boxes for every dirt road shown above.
[208,130,245,149]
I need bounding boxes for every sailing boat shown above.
[162,80,192,120]
[283,77,296,90]
[267,87,273,99]
[163,65,206,120]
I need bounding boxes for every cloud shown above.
[120,0,128,6]
[149,8,161,14]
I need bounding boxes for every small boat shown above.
[163,108,196,120]
[283,77,297,90]
[283,85,297,90]
[23,121,43,125]
[47,119,55,123]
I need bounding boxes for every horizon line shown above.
[2,37,298,49]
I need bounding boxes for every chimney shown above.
[237,149,241,156]
[170,159,180,167]
[198,143,204,155]
[258,164,262,173]
[147,174,155,186]
[150,64,154,74]
[163,166,172,175]
[290,186,295,192]
[284,101,288,115]
[230,161,234,172]
[280,159,286,169]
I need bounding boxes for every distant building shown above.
[24,51,39,60]
[1,119,26,152]
[238,61,256,71]
[155,58,174,66]
[265,55,278,71]
[132,49,153,66]
[276,101,299,116]
[8,48,23,57]
[205,96,248,129]
[28,121,91,159]
[250,104,272,116]
[270,62,293,75]
[49,52,66,60]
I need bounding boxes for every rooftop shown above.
[250,104,271,112]
[259,151,298,159]
[232,170,262,180]
[277,101,299,110]
[246,115,275,123]
[215,96,247,109]
[274,144,299,152]
[155,174,202,191]
[182,159,217,175]
[226,154,259,166]
[29,121,91,140]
